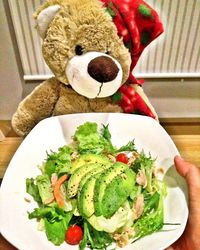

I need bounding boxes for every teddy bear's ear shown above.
[35,5,61,39]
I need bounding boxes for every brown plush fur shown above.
[12,78,122,136]
[34,0,131,84]
[12,0,129,136]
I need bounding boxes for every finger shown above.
[174,155,192,178]
[174,156,200,190]
[174,155,200,220]
[165,247,174,250]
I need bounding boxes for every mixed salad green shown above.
[26,122,167,249]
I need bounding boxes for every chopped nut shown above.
[152,164,157,177]
[71,151,79,160]
[133,151,140,158]
[124,227,136,238]
[113,232,129,248]
[113,228,135,248]
[24,197,31,203]
[128,156,136,166]
[107,154,116,163]
[153,165,165,177]
[128,151,139,166]
[156,166,165,174]
[128,157,135,166]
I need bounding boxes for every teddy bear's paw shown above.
[11,110,37,137]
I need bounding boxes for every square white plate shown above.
[0,113,188,250]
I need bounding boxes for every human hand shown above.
[166,156,200,250]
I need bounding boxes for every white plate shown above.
[0,113,188,250]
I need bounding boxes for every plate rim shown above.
[0,113,189,250]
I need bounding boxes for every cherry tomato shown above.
[116,153,129,164]
[65,225,83,245]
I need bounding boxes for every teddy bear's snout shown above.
[66,52,123,99]
[87,56,119,83]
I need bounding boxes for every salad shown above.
[26,122,168,249]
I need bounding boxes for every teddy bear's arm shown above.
[89,97,122,113]
[12,77,60,136]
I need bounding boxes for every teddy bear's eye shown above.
[75,45,84,56]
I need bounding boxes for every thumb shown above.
[174,155,200,214]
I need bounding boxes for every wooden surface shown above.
[0,119,200,249]
[0,135,200,179]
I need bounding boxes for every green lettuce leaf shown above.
[74,122,116,154]
[132,151,155,192]
[44,146,72,176]
[36,174,54,205]
[132,194,164,242]
[26,178,42,205]
[117,140,136,153]
[74,122,137,155]
[44,218,66,246]
[80,221,112,250]
[29,205,73,246]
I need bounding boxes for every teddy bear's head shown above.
[34,0,130,98]
[34,0,163,99]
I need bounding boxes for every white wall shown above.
[143,79,200,118]
[0,0,23,119]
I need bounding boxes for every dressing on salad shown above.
[26,122,167,249]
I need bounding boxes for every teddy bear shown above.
[12,0,163,137]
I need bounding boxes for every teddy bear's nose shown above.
[88,56,119,83]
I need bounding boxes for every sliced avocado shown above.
[101,168,136,218]
[67,163,103,198]
[94,162,128,216]
[69,154,111,174]
[78,173,101,218]
[78,163,112,193]
[77,163,112,217]
[77,164,112,215]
